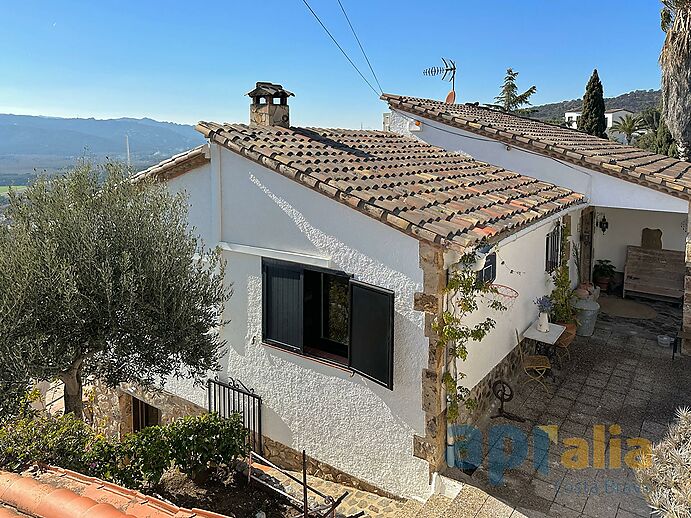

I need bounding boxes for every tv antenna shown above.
[423,57,457,104]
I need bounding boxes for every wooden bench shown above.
[623,245,684,302]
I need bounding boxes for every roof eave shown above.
[384,97,691,202]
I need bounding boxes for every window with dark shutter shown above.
[262,259,303,351]
[348,280,394,389]
[261,258,395,389]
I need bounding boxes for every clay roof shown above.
[382,94,691,201]
[0,467,229,518]
[132,145,210,183]
[195,121,584,249]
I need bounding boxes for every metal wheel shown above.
[492,380,514,403]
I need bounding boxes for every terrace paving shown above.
[444,297,691,518]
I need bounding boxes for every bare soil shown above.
[156,470,300,518]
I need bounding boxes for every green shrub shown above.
[83,435,120,481]
[0,411,247,488]
[167,412,248,479]
[0,413,93,472]
[117,426,171,488]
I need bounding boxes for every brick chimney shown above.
[247,82,294,128]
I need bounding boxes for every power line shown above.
[300,0,381,98]
[336,0,383,94]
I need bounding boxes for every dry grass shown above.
[636,407,691,517]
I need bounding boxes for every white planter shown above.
[536,311,550,333]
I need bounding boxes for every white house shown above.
[564,108,634,143]
[383,94,691,336]
[108,83,589,500]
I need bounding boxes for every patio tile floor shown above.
[445,298,691,518]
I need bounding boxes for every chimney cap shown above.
[247,82,294,99]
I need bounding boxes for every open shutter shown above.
[348,280,394,389]
[262,259,303,351]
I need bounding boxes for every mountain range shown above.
[0,114,204,186]
[0,88,664,187]
[530,89,661,121]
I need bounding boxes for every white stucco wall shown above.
[163,145,431,499]
[165,162,214,245]
[591,207,686,271]
[389,109,688,214]
[455,212,581,389]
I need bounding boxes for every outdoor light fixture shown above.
[597,214,609,234]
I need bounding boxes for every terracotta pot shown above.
[574,287,589,299]
[594,277,610,290]
[560,322,577,335]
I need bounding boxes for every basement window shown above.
[132,397,161,433]
[262,258,394,389]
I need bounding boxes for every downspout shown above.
[445,331,457,467]
[442,250,461,468]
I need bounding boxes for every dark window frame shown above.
[132,397,161,433]
[476,252,497,285]
[545,224,563,273]
[261,258,395,389]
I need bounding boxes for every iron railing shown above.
[207,377,263,454]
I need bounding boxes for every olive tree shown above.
[0,161,230,418]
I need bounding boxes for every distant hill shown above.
[531,89,661,122]
[0,114,205,186]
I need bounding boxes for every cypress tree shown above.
[577,69,607,138]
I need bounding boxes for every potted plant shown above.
[534,296,553,332]
[593,259,616,291]
[550,274,577,335]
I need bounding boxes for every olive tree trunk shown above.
[60,359,84,419]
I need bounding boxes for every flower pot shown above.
[594,277,610,291]
[536,311,550,332]
[557,321,577,336]
[574,287,589,299]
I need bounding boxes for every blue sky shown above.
[0,1,665,129]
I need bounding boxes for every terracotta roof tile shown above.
[0,468,229,518]
[132,145,210,183]
[382,94,691,200]
[195,122,585,250]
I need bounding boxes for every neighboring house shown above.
[115,83,585,499]
[564,108,634,143]
[383,94,691,343]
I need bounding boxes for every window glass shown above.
[545,225,562,273]
[476,252,497,285]
[324,274,349,345]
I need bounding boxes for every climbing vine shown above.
[433,247,508,422]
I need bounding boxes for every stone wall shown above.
[262,436,400,500]
[90,381,206,438]
[411,241,447,476]
[456,341,524,425]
